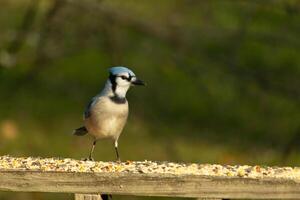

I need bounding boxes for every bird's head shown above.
[108,66,145,97]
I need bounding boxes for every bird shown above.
[73,66,145,161]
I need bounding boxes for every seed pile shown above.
[0,156,299,180]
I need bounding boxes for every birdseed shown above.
[0,156,299,180]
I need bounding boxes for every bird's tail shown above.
[73,126,88,136]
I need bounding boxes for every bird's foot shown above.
[82,157,94,161]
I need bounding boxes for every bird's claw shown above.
[82,157,94,161]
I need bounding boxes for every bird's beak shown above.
[131,78,146,86]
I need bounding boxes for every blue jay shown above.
[73,66,145,161]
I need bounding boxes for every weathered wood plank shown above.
[197,199,223,200]
[74,194,102,200]
[0,170,300,199]
[0,156,300,199]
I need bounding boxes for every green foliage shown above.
[0,0,300,199]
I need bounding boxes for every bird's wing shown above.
[84,96,98,118]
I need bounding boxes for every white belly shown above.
[84,97,128,140]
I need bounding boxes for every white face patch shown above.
[115,73,132,87]
[113,73,132,98]
[116,77,131,87]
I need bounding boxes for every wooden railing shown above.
[0,156,299,199]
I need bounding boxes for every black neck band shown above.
[109,95,127,104]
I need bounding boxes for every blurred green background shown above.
[0,0,300,199]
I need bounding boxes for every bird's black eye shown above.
[121,76,127,80]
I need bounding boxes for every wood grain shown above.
[74,194,102,200]
[0,170,300,199]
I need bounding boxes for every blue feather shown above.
[109,66,135,76]
[84,97,98,118]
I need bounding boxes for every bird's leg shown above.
[87,140,96,161]
[114,140,120,162]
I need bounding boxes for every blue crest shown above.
[109,66,135,76]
